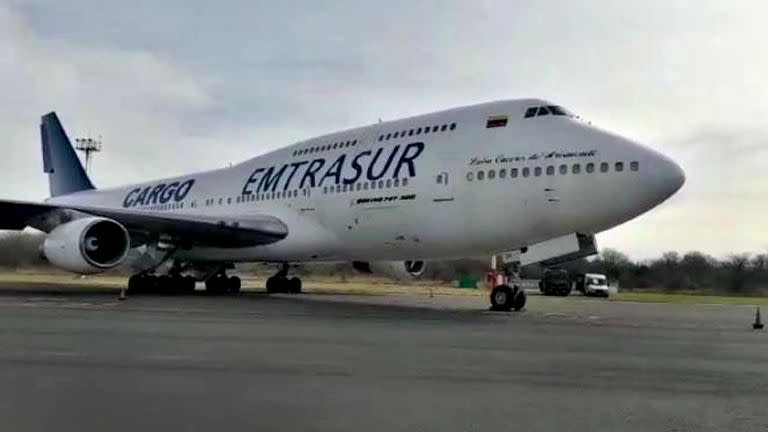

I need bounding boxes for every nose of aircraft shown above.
[653,152,686,200]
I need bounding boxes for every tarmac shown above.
[0,283,766,432]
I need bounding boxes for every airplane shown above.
[0,99,684,311]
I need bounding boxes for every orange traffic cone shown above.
[753,307,764,330]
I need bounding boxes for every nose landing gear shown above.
[489,285,526,311]
[486,263,526,312]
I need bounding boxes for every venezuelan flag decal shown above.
[486,115,508,128]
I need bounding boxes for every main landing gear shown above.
[266,263,302,294]
[490,285,527,312]
[127,264,241,295]
[205,271,242,295]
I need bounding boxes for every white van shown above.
[574,273,610,297]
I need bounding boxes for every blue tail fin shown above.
[40,112,95,197]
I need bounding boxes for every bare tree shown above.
[722,254,751,293]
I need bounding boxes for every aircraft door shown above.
[545,165,562,203]
[540,164,564,229]
[432,171,454,202]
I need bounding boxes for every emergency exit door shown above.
[432,171,454,202]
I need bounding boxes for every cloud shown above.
[0,0,767,259]
[0,4,226,197]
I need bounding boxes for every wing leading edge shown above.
[0,199,288,248]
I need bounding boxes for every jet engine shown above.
[352,260,426,281]
[42,217,130,274]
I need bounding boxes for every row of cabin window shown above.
[197,176,412,206]
[146,202,185,211]
[323,178,409,194]
[204,189,310,206]
[292,139,358,157]
[378,123,457,142]
[467,161,639,181]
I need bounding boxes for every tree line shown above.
[378,250,768,294]
[523,249,768,294]
[1,230,766,293]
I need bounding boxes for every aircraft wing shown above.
[0,199,288,248]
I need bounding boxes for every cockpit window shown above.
[548,105,571,116]
[524,105,574,119]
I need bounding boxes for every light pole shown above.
[74,136,102,174]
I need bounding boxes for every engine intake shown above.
[43,217,130,274]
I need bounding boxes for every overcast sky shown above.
[0,0,766,259]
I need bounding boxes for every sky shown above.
[0,0,766,259]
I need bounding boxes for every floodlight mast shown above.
[74,136,102,174]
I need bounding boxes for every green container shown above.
[458,275,478,289]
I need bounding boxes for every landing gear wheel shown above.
[490,285,526,312]
[128,274,144,293]
[265,275,302,294]
[266,276,283,293]
[288,277,302,294]
[490,285,514,311]
[228,276,242,294]
[205,274,226,295]
[157,275,172,294]
[512,287,527,311]
[137,275,158,294]
[168,276,183,294]
[184,276,197,294]
[175,276,194,294]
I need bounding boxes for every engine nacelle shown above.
[352,260,426,281]
[43,217,130,274]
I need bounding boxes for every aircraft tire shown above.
[229,276,242,294]
[184,276,197,294]
[512,287,526,311]
[288,277,302,294]
[266,276,283,293]
[127,274,142,293]
[139,275,158,294]
[206,275,227,295]
[490,285,514,311]
[156,275,172,294]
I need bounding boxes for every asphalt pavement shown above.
[0,283,766,432]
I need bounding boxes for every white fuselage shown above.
[49,99,685,264]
